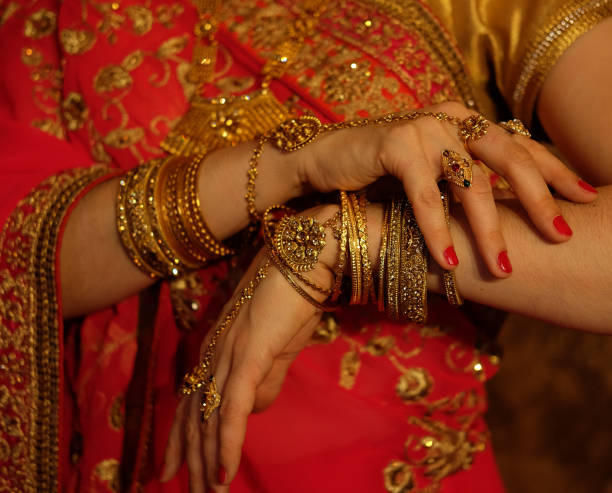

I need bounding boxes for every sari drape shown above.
[1,0,609,491]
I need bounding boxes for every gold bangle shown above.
[385,196,403,320]
[350,192,375,305]
[156,157,207,268]
[182,154,235,258]
[245,136,265,224]
[397,198,428,323]
[117,162,175,278]
[377,201,390,312]
[345,192,363,305]
[266,249,335,312]
[439,182,463,307]
[331,192,350,302]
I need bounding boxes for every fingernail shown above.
[553,215,573,236]
[443,246,459,266]
[218,465,227,484]
[497,251,512,273]
[578,179,597,193]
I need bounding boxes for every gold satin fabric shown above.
[426,0,612,124]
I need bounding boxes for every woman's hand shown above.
[159,205,340,492]
[296,101,598,277]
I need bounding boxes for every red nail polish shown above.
[553,215,573,236]
[497,251,512,273]
[218,465,227,484]
[443,246,459,266]
[578,179,598,193]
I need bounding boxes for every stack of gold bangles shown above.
[118,111,529,422]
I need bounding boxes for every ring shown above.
[200,375,221,423]
[441,149,473,188]
[458,114,489,143]
[499,118,531,138]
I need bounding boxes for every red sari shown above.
[1,0,607,491]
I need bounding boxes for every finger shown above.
[185,393,207,493]
[453,165,512,277]
[400,146,459,270]
[159,398,189,482]
[468,125,574,241]
[202,335,234,490]
[519,137,599,201]
[216,361,259,488]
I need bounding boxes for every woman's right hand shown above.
[293,101,598,277]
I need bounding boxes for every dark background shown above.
[486,315,612,493]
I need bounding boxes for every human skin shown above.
[158,17,612,493]
[59,101,594,318]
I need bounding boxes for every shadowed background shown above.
[486,315,612,493]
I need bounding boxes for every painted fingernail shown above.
[443,246,459,266]
[218,465,227,484]
[497,251,512,273]
[578,179,597,193]
[553,215,573,236]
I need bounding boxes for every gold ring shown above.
[441,150,473,188]
[200,375,221,423]
[499,118,531,138]
[458,114,489,143]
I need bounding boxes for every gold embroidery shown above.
[383,460,415,493]
[92,458,120,492]
[312,314,340,343]
[24,9,57,39]
[0,166,109,491]
[103,127,145,148]
[32,118,65,139]
[365,335,395,356]
[339,349,361,389]
[405,417,485,481]
[155,4,185,29]
[511,0,612,122]
[125,5,153,35]
[60,29,96,55]
[61,92,89,131]
[1,2,20,26]
[94,65,133,93]
[395,367,433,402]
[109,396,125,431]
[169,272,207,331]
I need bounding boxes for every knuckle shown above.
[219,398,244,422]
[185,419,200,443]
[469,174,493,198]
[505,145,534,171]
[414,186,444,210]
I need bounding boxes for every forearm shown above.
[344,188,612,333]
[445,187,612,332]
[538,17,612,185]
[60,143,303,318]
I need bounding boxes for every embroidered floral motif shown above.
[125,5,154,35]
[62,92,89,131]
[24,9,56,39]
[383,460,415,493]
[92,458,120,492]
[60,29,96,55]
[395,367,433,402]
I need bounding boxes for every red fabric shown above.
[0,0,505,491]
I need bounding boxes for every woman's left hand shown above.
[159,206,339,492]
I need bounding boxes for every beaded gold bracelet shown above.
[439,182,463,307]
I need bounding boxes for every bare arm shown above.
[537,16,612,185]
